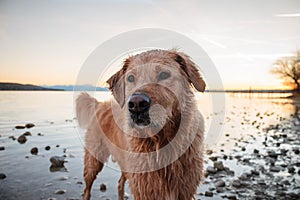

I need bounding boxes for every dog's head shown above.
[107,49,205,133]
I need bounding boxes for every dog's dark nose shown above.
[128,93,151,114]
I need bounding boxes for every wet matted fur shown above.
[76,49,206,200]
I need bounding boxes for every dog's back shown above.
[76,92,98,129]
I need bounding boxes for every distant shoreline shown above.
[0,82,294,93]
[0,82,63,91]
[207,89,294,93]
[0,82,108,91]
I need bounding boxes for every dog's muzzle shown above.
[128,93,151,126]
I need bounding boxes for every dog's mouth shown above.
[130,112,151,126]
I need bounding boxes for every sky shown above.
[0,0,300,90]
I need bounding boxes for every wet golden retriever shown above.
[76,49,206,200]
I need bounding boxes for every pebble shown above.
[0,146,5,151]
[223,154,228,160]
[253,149,259,154]
[281,180,291,185]
[251,169,260,176]
[25,123,35,129]
[100,183,107,192]
[209,156,218,161]
[37,133,44,136]
[280,149,288,156]
[30,147,38,155]
[15,125,25,129]
[266,157,276,165]
[58,176,68,181]
[289,192,300,199]
[206,149,213,155]
[45,183,53,187]
[50,156,66,168]
[267,150,278,159]
[76,181,83,185]
[292,147,299,154]
[0,173,6,179]
[214,161,225,171]
[227,194,237,200]
[270,166,281,172]
[277,191,287,196]
[45,146,51,151]
[232,180,241,188]
[215,180,225,187]
[234,155,242,160]
[239,172,251,181]
[69,154,75,158]
[256,179,266,185]
[8,136,16,140]
[17,135,27,144]
[287,166,295,173]
[216,187,224,193]
[23,132,32,136]
[208,187,215,191]
[206,166,217,174]
[55,189,66,194]
[204,191,213,197]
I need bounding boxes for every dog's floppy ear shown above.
[173,51,206,92]
[106,59,130,107]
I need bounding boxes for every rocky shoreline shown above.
[199,104,300,199]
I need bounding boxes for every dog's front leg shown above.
[118,172,127,200]
[83,149,104,200]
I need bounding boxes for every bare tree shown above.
[271,51,300,92]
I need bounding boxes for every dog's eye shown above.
[158,71,170,81]
[127,75,135,83]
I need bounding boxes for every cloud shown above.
[200,36,228,49]
[275,13,300,17]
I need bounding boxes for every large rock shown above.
[15,125,25,129]
[204,191,213,197]
[30,147,38,155]
[17,135,27,144]
[50,156,66,168]
[25,123,35,129]
[0,173,6,179]
[100,183,107,192]
[287,166,295,173]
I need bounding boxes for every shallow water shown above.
[0,91,298,200]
